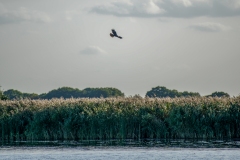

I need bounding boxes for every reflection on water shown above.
[1,139,240,148]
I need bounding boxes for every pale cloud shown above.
[146,0,164,14]
[0,3,51,24]
[189,22,231,32]
[81,46,107,55]
[171,0,193,7]
[91,0,165,18]
[91,0,240,18]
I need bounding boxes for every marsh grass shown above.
[0,97,240,142]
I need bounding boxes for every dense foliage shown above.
[39,87,82,99]
[146,86,200,98]
[206,91,230,98]
[1,97,240,142]
[0,87,8,100]
[3,87,125,100]
[3,89,38,100]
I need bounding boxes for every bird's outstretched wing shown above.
[112,29,118,36]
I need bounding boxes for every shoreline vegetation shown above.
[1,97,240,143]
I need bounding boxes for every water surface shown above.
[1,146,240,160]
[1,139,240,160]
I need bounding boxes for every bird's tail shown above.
[118,36,122,39]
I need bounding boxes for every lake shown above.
[1,146,240,160]
[1,139,240,160]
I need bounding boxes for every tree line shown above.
[145,86,230,98]
[1,87,124,100]
[0,86,230,100]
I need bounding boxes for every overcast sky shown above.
[0,0,240,97]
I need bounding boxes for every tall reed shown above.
[0,97,240,142]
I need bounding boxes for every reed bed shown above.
[0,97,240,142]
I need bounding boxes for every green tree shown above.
[41,87,82,99]
[3,89,39,100]
[22,93,39,99]
[146,86,200,98]
[81,87,124,98]
[181,91,200,97]
[146,86,176,98]
[0,86,8,100]
[206,91,230,98]
[0,86,2,98]
[40,87,124,99]
[3,89,23,99]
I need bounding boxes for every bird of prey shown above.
[110,29,122,39]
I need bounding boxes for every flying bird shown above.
[110,29,122,39]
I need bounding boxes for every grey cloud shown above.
[80,46,107,55]
[0,4,51,24]
[90,0,240,18]
[189,22,231,32]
